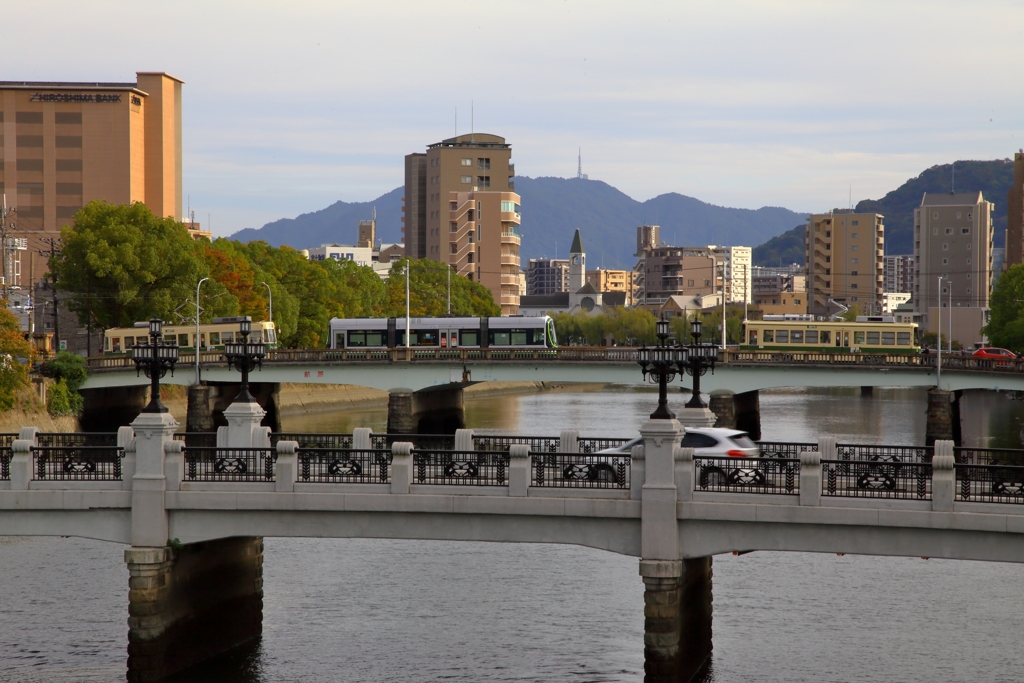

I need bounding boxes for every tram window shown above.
[365,332,382,346]
[776,330,789,343]
[511,330,528,345]
[179,334,190,347]
[348,331,368,347]
[124,336,134,347]
[347,330,384,347]
[820,331,831,344]
[866,332,880,345]
[791,330,803,343]
[881,332,895,345]
[163,335,175,344]
[509,328,545,345]
[268,329,277,343]
[210,332,220,345]
[854,332,865,344]
[461,330,479,346]
[490,331,511,345]
[335,333,345,348]
[112,337,121,352]
[222,332,234,343]
[806,330,819,344]
[748,330,758,345]
[763,330,774,343]
[416,330,439,346]
[897,332,911,345]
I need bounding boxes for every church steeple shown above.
[569,228,585,292]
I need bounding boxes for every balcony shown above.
[500,274,520,286]
[500,254,519,266]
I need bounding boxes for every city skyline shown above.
[2,0,1022,238]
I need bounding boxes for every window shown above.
[467,253,474,263]
[942,259,948,265]
[957,212,961,219]
[178,333,190,347]
[806,330,819,343]
[966,243,971,250]
[820,331,831,344]
[210,332,220,345]
[933,212,939,219]
[461,330,479,346]
[450,243,457,254]
[967,288,971,294]
[776,330,789,343]
[763,330,774,342]
[968,213,972,219]
[347,330,385,347]
[854,331,865,344]
[962,228,970,234]
[967,257,971,264]
[826,231,831,237]
[966,273,971,279]
[826,256,831,263]
[851,271,858,276]
[795,299,801,305]
[688,279,694,287]
[791,330,804,343]
[851,245,858,252]
[222,332,234,343]
[943,243,948,251]
[450,201,458,211]
[450,222,458,232]
[680,433,720,449]
[852,220,859,226]
[945,228,953,235]
[461,158,472,166]
[850,258,858,264]
[477,176,490,187]
[477,158,490,169]
[897,332,911,346]
[461,176,472,183]
[468,232,474,244]
[851,232,859,239]
[866,331,880,345]
[882,332,895,345]
[933,228,938,235]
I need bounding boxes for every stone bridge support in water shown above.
[708,389,761,439]
[926,388,962,447]
[387,383,467,434]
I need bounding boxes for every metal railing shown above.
[822,459,932,499]
[172,432,217,448]
[297,448,391,484]
[757,442,817,459]
[954,447,1024,466]
[694,455,798,495]
[184,447,276,482]
[37,432,118,448]
[273,433,353,449]
[33,446,124,481]
[473,434,561,453]
[531,451,630,489]
[0,434,14,481]
[412,450,510,486]
[956,463,1024,504]
[837,443,932,463]
[579,437,632,453]
[371,434,455,451]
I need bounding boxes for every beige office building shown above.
[805,211,884,316]
[913,192,993,329]
[0,73,183,287]
[447,190,522,315]
[1006,152,1024,270]
[709,245,752,304]
[586,268,636,305]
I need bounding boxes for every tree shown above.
[0,305,33,411]
[50,202,206,329]
[383,260,500,318]
[983,264,1024,351]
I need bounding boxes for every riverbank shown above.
[0,385,80,433]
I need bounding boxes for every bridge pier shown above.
[709,392,736,429]
[186,384,214,433]
[641,558,713,683]
[387,385,466,434]
[126,538,264,682]
[926,388,961,447]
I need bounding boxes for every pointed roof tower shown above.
[570,228,584,255]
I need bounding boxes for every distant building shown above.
[303,217,405,278]
[752,273,805,296]
[913,192,993,330]
[519,230,626,316]
[447,190,522,314]
[586,268,636,306]
[883,255,915,294]
[635,246,719,309]
[806,211,884,317]
[752,291,807,316]
[708,245,752,304]
[658,293,721,319]
[1005,151,1024,269]
[306,245,373,266]
[881,292,911,313]
[525,259,569,296]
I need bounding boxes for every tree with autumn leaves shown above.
[49,201,500,349]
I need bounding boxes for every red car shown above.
[973,347,1018,360]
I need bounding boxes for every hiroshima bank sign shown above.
[30,93,143,106]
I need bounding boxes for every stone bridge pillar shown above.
[639,417,713,682]
[387,384,466,435]
[926,388,961,447]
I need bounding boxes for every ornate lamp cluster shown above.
[223,317,266,402]
[637,318,718,419]
[132,318,179,413]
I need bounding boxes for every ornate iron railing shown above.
[37,432,118,448]
[184,447,276,482]
[412,450,510,486]
[822,459,931,499]
[837,443,932,463]
[531,451,630,489]
[272,433,353,449]
[32,446,124,481]
[473,435,561,453]
[297,448,391,484]
[578,437,632,453]
[0,433,14,480]
[371,434,455,451]
[954,447,1024,466]
[955,463,1024,503]
[694,455,799,495]
[757,442,817,459]
[172,432,217,448]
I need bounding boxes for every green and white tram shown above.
[742,315,918,354]
[328,316,558,350]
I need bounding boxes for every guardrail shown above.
[956,463,1024,503]
[531,451,630,489]
[954,447,1024,466]
[695,455,799,494]
[757,442,816,459]
[297,448,391,483]
[837,443,933,463]
[37,432,118,447]
[822,459,932,500]
[83,346,1024,374]
[184,447,276,482]
[33,446,124,481]
[412,450,510,486]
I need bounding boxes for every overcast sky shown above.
[5,0,1023,237]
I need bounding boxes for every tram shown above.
[328,316,558,350]
[742,316,919,354]
[103,317,278,354]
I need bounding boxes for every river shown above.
[2,386,1024,682]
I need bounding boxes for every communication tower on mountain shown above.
[577,148,588,180]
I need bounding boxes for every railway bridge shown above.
[3,392,1024,681]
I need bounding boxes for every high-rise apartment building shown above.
[403,134,514,260]
[635,246,719,308]
[913,192,993,326]
[447,190,521,314]
[883,255,915,294]
[525,258,569,296]
[805,211,884,316]
[586,268,636,305]
[1006,151,1024,269]
[0,73,184,286]
[709,245,752,304]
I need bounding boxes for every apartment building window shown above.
[851,283,858,289]
[962,228,970,234]
[826,231,831,237]
[850,258,858,264]
[933,228,938,235]
[450,222,458,232]
[826,256,831,263]
[704,279,710,286]
[851,271,858,276]
[957,212,962,219]
[968,213,972,219]
[477,176,490,187]
[851,233,858,239]
[468,209,474,221]
[851,245,858,252]
[967,288,971,294]
[942,258,948,265]
[943,243,948,251]
[468,232,474,244]
[461,176,472,183]
[945,228,953,235]
[478,158,490,169]
[467,253,475,264]
[966,243,971,249]
[687,279,694,287]
[966,273,971,279]
[967,257,971,264]
[450,243,457,254]
[461,158,472,166]
[933,212,939,219]
[852,220,859,226]
[450,201,457,211]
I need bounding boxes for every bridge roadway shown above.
[81,348,1024,393]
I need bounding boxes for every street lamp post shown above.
[131,318,179,413]
[224,317,266,403]
[195,277,208,383]
[679,318,718,408]
[637,318,682,420]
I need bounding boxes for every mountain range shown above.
[229,178,808,269]
[229,158,1017,269]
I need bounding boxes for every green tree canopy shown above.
[0,304,34,411]
[983,264,1024,350]
[383,260,500,318]
[51,201,205,329]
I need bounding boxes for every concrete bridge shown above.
[3,396,1024,681]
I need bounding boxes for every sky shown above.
[4,0,1023,237]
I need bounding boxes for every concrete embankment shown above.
[275,383,389,416]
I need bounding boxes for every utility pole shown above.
[447,264,451,316]
[405,258,411,351]
[39,237,61,352]
[0,196,15,300]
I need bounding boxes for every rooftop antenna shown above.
[951,161,955,193]
[455,107,457,137]
[471,100,474,142]
[578,148,582,179]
